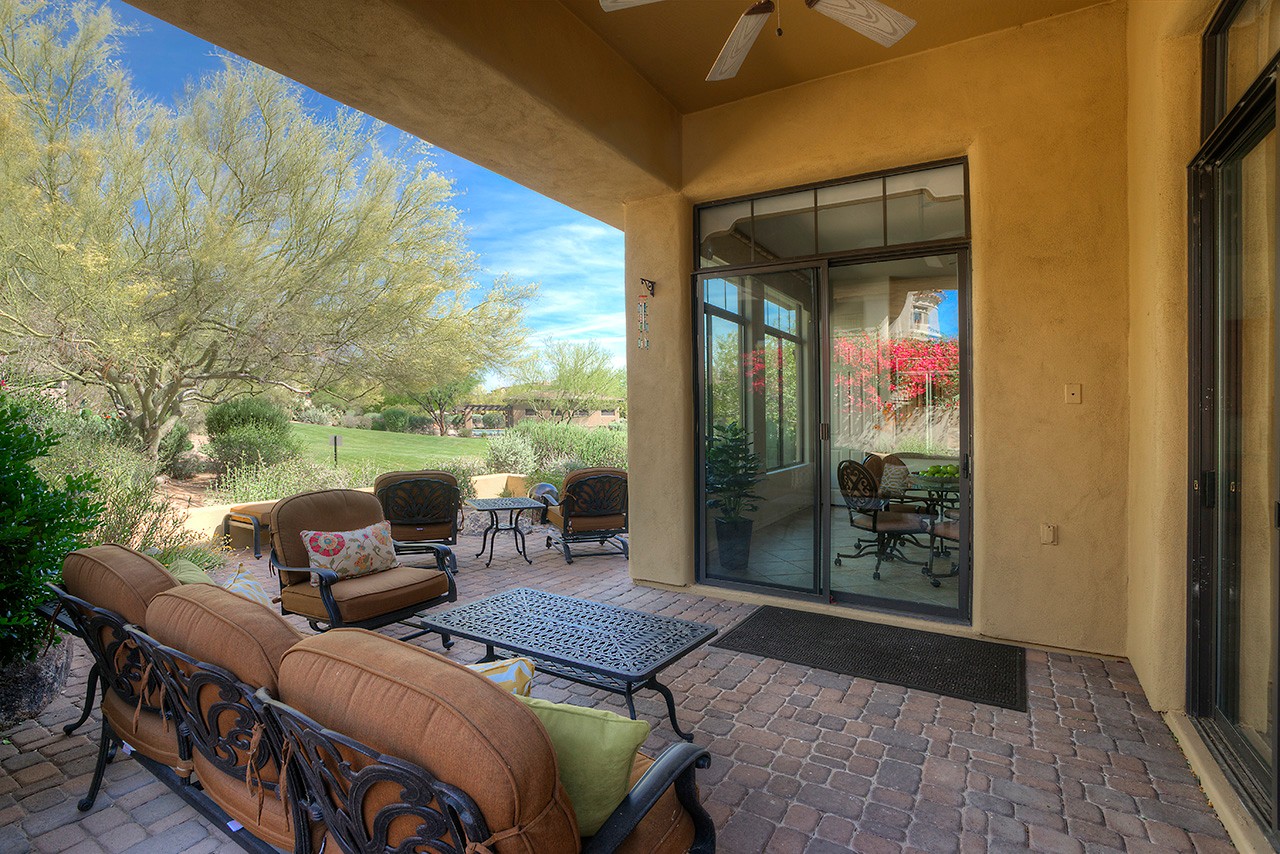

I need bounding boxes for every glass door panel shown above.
[701,269,819,593]
[1212,124,1277,792]
[827,255,966,615]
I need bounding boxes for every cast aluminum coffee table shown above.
[420,588,717,741]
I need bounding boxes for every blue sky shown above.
[106,1,626,388]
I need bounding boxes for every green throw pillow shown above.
[165,558,215,586]
[515,695,650,836]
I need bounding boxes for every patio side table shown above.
[466,497,545,567]
[420,588,717,742]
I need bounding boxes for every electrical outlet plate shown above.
[1064,383,1082,404]
[1040,523,1058,545]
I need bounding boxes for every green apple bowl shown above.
[912,474,960,488]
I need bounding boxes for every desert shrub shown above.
[434,457,486,502]
[481,411,505,429]
[205,398,290,437]
[381,408,410,433]
[525,456,585,493]
[341,413,373,430]
[294,405,339,426]
[510,420,627,470]
[370,413,386,431]
[408,414,431,433]
[457,427,473,438]
[486,432,535,474]
[208,424,301,471]
[158,420,194,477]
[211,456,380,504]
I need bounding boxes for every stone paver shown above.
[0,530,1233,852]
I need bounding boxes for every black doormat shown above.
[712,606,1026,711]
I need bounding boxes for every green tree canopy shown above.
[512,340,625,423]
[0,0,532,456]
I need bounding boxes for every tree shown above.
[514,340,624,423]
[390,373,481,436]
[0,0,532,457]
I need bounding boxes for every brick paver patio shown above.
[1,529,1234,853]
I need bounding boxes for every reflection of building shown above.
[891,289,943,340]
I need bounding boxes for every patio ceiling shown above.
[558,0,1106,113]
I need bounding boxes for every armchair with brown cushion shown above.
[834,459,929,580]
[542,467,629,564]
[258,629,714,854]
[269,489,457,646]
[53,545,189,811]
[373,470,461,567]
[133,584,309,852]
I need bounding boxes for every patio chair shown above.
[542,467,629,564]
[269,489,457,646]
[834,459,929,580]
[257,628,715,854]
[924,511,961,588]
[127,584,316,853]
[373,470,461,564]
[54,545,190,811]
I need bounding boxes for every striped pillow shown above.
[465,657,535,696]
[223,566,273,608]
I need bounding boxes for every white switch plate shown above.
[1064,383,1082,404]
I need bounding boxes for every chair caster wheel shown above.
[834,558,842,566]
[873,571,881,580]
[931,580,941,588]
[545,536,552,549]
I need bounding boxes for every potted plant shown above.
[705,422,764,572]
[0,393,102,730]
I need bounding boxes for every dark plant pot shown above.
[0,640,72,732]
[715,517,754,572]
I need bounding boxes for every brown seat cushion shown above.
[933,519,960,542]
[388,521,455,542]
[101,689,189,774]
[271,489,385,587]
[195,753,293,848]
[546,507,627,533]
[228,501,275,527]
[146,585,302,695]
[279,566,449,624]
[278,629,579,854]
[852,511,928,534]
[614,752,696,854]
[62,545,177,627]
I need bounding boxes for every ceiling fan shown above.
[599,0,916,82]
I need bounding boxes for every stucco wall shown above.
[1125,0,1213,711]
[628,2,1135,655]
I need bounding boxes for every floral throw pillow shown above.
[300,521,397,586]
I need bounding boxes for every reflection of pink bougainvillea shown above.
[832,334,959,415]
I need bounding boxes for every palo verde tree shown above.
[514,340,625,423]
[0,0,531,457]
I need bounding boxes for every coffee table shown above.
[420,588,717,741]
[466,497,545,567]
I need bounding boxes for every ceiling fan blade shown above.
[707,0,774,82]
[805,0,915,47]
[599,0,664,10]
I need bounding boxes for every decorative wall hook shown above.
[640,278,656,297]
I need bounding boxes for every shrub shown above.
[408,414,431,433]
[205,398,291,437]
[526,456,584,492]
[481,411,505,429]
[510,420,627,470]
[434,457,486,502]
[370,413,386,431]
[294,405,339,426]
[158,420,194,478]
[0,394,102,666]
[341,413,373,430]
[211,457,379,504]
[381,407,410,433]
[208,424,301,471]
[486,432,535,474]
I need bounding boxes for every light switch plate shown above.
[1040,523,1058,545]
[1064,383,1082,404]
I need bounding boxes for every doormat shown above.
[712,606,1026,711]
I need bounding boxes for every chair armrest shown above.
[269,553,339,586]
[582,742,714,854]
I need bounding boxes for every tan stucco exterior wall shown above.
[1125,0,1213,712]
[627,2,1134,655]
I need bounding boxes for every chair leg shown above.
[64,663,99,736]
[440,632,454,651]
[79,717,115,811]
[562,540,573,564]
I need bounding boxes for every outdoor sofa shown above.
[49,542,716,853]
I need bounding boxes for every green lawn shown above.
[291,423,488,472]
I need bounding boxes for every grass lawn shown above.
[291,423,488,472]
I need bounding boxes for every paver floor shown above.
[1,529,1234,853]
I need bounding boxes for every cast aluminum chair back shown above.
[374,471,462,552]
[544,467,629,564]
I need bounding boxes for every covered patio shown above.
[2,537,1230,853]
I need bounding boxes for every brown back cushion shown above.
[278,629,579,853]
[271,490,384,586]
[146,585,303,694]
[62,545,177,627]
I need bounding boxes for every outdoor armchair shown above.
[53,545,189,812]
[373,470,461,565]
[269,489,457,646]
[542,467,629,564]
[257,628,715,854]
[835,459,929,580]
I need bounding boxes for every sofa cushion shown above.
[300,520,397,584]
[101,688,189,774]
[514,695,650,836]
[194,752,292,849]
[279,566,449,624]
[278,629,579,854]
[62,545,177,627]
[146,584,302,695]
[615,752,697,854]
